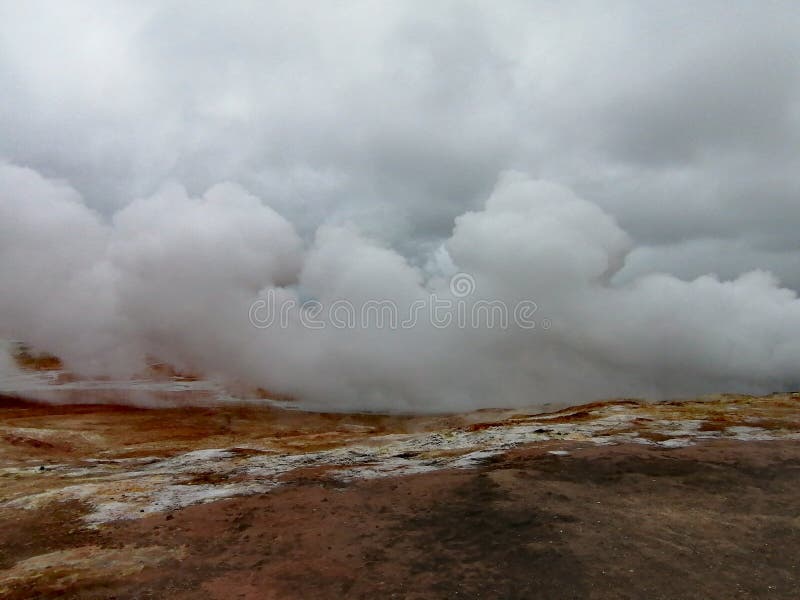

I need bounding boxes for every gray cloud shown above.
[1,1,800,409]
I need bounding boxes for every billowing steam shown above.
[2,162,799,411]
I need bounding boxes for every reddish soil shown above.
[2,438,799,599]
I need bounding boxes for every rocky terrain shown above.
[1,361,799,598]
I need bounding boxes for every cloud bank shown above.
[1,2,800,410]
[3,163,800,411]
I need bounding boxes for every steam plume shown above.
[2,163,799,411]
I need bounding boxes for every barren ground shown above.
[1,390,799,599]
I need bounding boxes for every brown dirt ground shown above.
[1,438,799,599]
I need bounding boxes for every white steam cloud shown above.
[2,162,799,412]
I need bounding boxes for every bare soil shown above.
[2,438,799,599]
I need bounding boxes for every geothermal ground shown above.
[0,365,799,598]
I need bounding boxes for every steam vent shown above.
[3,2,800,598]
[1,347,799,597]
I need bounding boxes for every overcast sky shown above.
[1,0,798,287]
